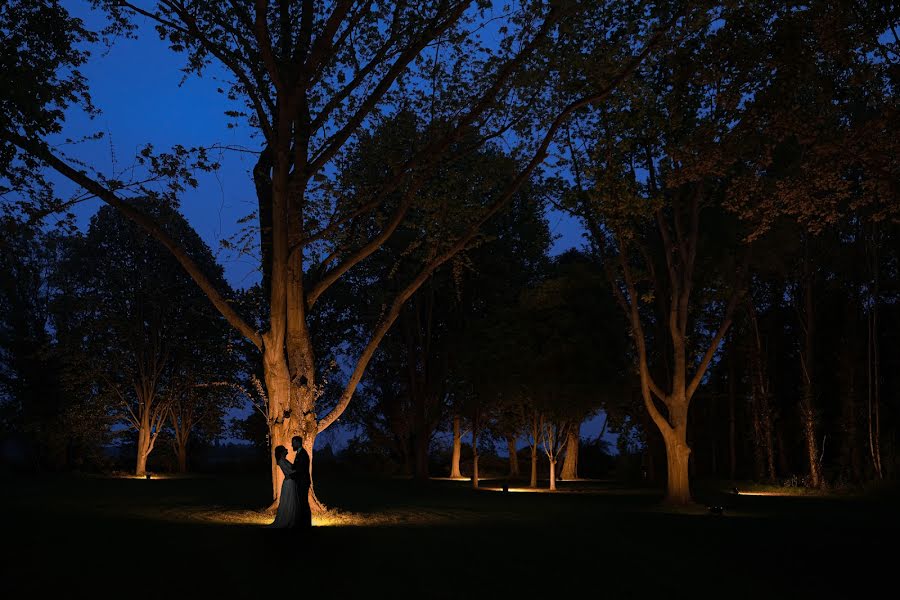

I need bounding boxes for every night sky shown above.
[54,1,613,451]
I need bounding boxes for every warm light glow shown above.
[181,508,406,527]
[112,473,187,480]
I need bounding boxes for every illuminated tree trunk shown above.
[450,414,463,478]
[507,435,519,478]
[549,459,557,491]
[133,387,164,477]
[560,423,580,480]
[135,416,153,477]
[263,341,324,513]
[661,422,691,504]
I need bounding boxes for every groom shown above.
[290,436,313,529]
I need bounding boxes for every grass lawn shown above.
[1,472,896,599]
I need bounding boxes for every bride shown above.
[267,445,299,528]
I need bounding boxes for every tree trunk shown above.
[507,435,519,478]
[135,413,153,477]
[840,301,863,482]
[413,429,430,481]
[549,459,557,491]
[661,425,691,504]
[530,413,538,487]
[867,306,883,479]
[450,414,463,478]
[800,256,821,488]
[175,441,187,474]
[727,339,737,480]
[560,424,579,480]
[263,348,325,513]
[471,406,479,489]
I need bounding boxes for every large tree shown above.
[1,0,689,509]
[562,6,761,503]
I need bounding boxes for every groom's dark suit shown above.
[291,447,313,529]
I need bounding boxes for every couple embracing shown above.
[268,436,313,529]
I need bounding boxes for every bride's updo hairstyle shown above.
[274,445,288,461]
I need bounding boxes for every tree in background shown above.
[55,201,233,476]
[562,4,769,502]
[0,210,109,469]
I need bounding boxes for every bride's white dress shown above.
[268,457,299,528]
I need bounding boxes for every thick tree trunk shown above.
[560,424,579,480]
[450,414,463,478]
[263,347,325,514]
[549,459,557,491]
[661,425,691,505]
[507,435,519,478]
[135,414,153,477]
[135,427,150,477]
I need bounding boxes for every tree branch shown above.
[3,132,264,350]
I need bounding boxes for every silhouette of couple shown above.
[268,436,312,530]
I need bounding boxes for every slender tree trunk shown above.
[450,414,463,478]
[799,253,822,488]
[413,429,430,481]
[748,390,765,480]
[471,407,479,489]
[839,296,863,482]
[549,459,557,491]
[530,413,538,487]
[507,435,519,478]
[867,305,883,479]
[748,300,776,481]
[775,420,790,478]
[727,339,737,480]
[560,424,580,480]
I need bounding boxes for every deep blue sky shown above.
[55,2,615,453]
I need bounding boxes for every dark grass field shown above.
[2,472,897,599]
